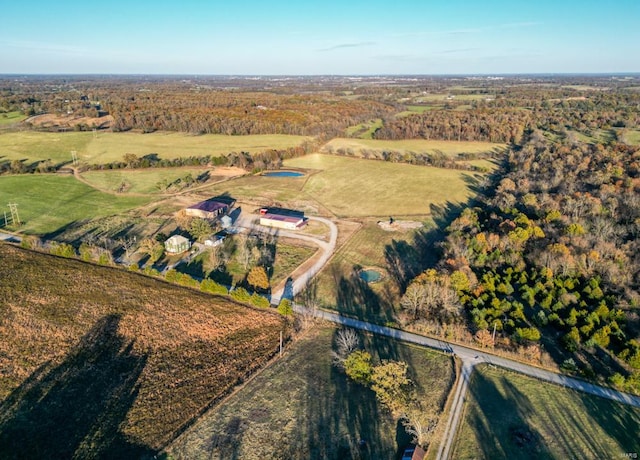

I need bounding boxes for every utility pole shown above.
[279,331,283,357]
[492,322,497,347]
[8,203,20,226]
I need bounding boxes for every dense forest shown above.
[401,132,640,392]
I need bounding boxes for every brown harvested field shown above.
[0,244,288,459]
[27,113,114,129]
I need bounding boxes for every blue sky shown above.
[1,0,638,74]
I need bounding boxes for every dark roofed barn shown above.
[185,200,229,219]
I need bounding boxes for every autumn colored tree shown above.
[247,266,270,291]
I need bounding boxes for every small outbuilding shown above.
[204,234,225,247]
[258,207,306,230]
[164,235,191,254]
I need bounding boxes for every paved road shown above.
[299,306,640,409]
[235,213,338,302]
[436,360,475,460]
[0,231,21,243]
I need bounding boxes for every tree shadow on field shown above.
[577,391,640,456]
[279,329,392,460]
[333,265,396,325]
[464,369,553,460]
[0,314,153,459]
[384,199,480,292]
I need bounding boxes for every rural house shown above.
[164,235,191,254]
[185,199,229,219]
[259,207,306,230]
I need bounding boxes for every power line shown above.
[8,203,20,226]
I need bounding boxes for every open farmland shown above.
[0,131,311,165]
[79,167,234,194]
[0,244,289,458]
[451,365,640,459]
[285,153,484,217]
[168,326,454,459]
[0,175,151,235]
[0,131,93,165]
[323,138,505,158]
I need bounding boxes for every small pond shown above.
[359,269,383,283]
[263,171,305,178]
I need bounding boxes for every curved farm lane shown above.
[235,213,337,303]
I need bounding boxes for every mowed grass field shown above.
[0,244,288,458]
[80,167,216,194]
[323,138,505,158]
[0,131,311,165]
[451,365,640,459]
[168,326,455,460]
[0,175,151,234]
[198,173,309,209]
[622,129,640,145]
[285,154,483,217]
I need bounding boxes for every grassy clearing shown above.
[622,129,640,145]
[414,94,488,102]
[79,167,215,194]
[323,138,505,158]
[0,111,27,125]
[451,365,640,459]
[0,131,310,165]
[406,105,436,113]
[168,326,455,459]
[345,119,383,139]
[285,154,483,217]
[0,175,151,235]
[271,242,317,286]
[0,244,288,458]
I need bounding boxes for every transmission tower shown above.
[71,150,78,166]
[8,203,20,226]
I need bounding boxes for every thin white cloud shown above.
[434,48,482,54]
[1,40,87,55]
[390,21,541,38]
[317,42,376,52]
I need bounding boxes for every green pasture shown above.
[83,132,311,163]
[79,168,215,194]
[451,365,640,459]
[323,138,505,159]
[285,154,484,217]
[0,131,310,165]
[345,119,383,139]
[0,112,27,125]
[0,175,151,235]
[197,173,309,209]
